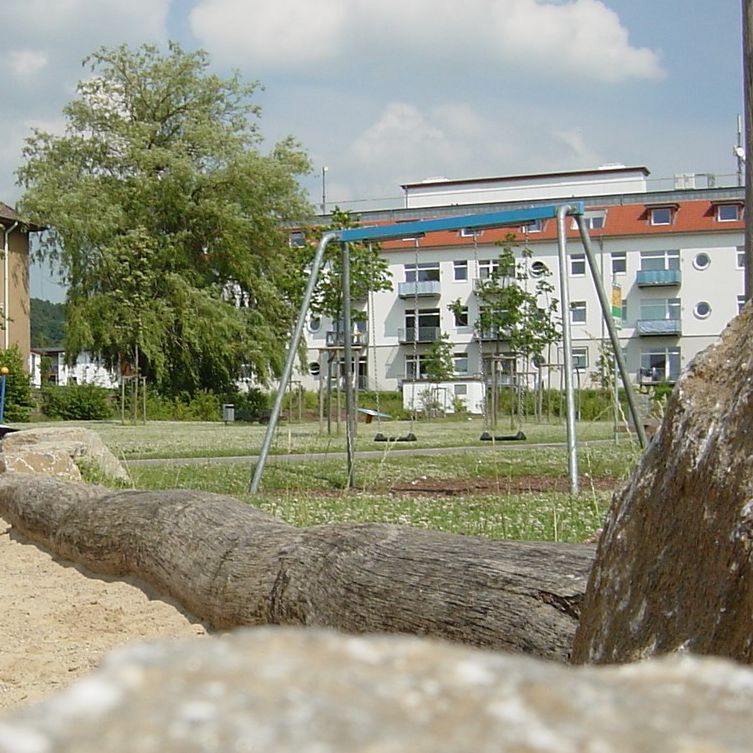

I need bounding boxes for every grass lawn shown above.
[24,417,642,544]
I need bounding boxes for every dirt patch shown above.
[390,475,620,495]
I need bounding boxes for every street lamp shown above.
[321,166,328,215]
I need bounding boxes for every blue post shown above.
[0,370,8,423]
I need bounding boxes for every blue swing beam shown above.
[249,202,646,495]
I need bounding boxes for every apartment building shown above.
[300,166,745,414]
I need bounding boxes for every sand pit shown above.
[0,515,208,710]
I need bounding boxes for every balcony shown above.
[635,319,682,336]
[325,330,369,348]
[473,276,515,293]
[398,280,442,298]
[474,326,513,341]
[398,326,441,343]
[636,269,682,287]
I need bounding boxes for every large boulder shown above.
[1,426,128,483]
[573,304,753,664]
[1,627,752,752]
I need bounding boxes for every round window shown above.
[308,361,321,376]
[308,316,321,333]
[693,252,711,270]
[694,301,711,319]
[530,261,548,278]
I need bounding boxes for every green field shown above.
[28,417,642,544]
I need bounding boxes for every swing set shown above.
[249,202,648,495]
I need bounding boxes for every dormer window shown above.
[716,203,742,222]
[649,206,674,226]
[522,219,543,233]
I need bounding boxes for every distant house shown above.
[0,202,44,370]
[29,348,119,389]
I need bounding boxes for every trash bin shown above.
[222,403,235,423]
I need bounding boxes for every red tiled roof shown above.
[378,198,743,252]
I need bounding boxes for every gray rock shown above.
[573,303,753,664]
[1,426,128,483]
[1,627,752,753]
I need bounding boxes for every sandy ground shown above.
[0,515,209,711]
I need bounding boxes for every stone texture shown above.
[1,627,753,753]
[573,303,753,664]
[1,426,128,483]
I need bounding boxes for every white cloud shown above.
[190,0,663,83]
[190,0,349,67]
[9,50,48,77]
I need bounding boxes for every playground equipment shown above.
[249,203,648,495]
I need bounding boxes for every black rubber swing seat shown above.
[374,432,417,442]
[479,430,527,441]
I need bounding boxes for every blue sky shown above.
[1,0,743,300]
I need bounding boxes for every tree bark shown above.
[744,0,753,299]
[0,474,594,661]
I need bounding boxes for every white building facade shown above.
[300,166,745,414]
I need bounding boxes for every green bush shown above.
[41,383,115,420]
[0,346,36,422]
[142,390,222,421]
[224,388,269,422]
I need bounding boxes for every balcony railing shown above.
[325,330,369,348]
[398,280,442,298]
[397,326,442,343]
[636,269,682,287]
[635,319,682,336]
[474,326,513,341]
[473,276,515,293]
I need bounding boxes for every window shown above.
[530,260,548,278]
[739,295,746,314]
[454,383,468,396]
[570,301,587,324]
[404,308,440,341]
[405,354,429,380]
[405,262,439,282]
[571,212,606,231]
[453,352,469,374]
[639,297,680,321]
[570,254,586,276]
[453,306,469,328]
[453,260,468,281]
[460,228,483,238]
[640,346,681,382]
[308,361,321,376]
[738,246,745,269]
[650,207,674,226]
[621,299,628,324]
[611,252,626,276]
[478,259,500,279]
[694,301,711,319]
[288,231,306,248]
[308,316,321,333]
[522,219,543,233]
[572,347,588,370]
[640,249,680,272]
[693,252,711,271]
[717,204,741,222]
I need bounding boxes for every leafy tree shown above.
[30,298,65,348]
[298,207,392,335]
[17,43,312,396]
[452,234,560,424]
[423,333,454,382]
[0,346,35,422]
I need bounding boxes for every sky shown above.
[2,0,743,300]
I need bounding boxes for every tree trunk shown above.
[0,474,595,661]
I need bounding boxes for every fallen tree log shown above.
[0,474,594,660]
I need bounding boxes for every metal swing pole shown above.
[556,205,579,495]
[574,217,648,449]
[249,231,340,494]
[342,240,357,488]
